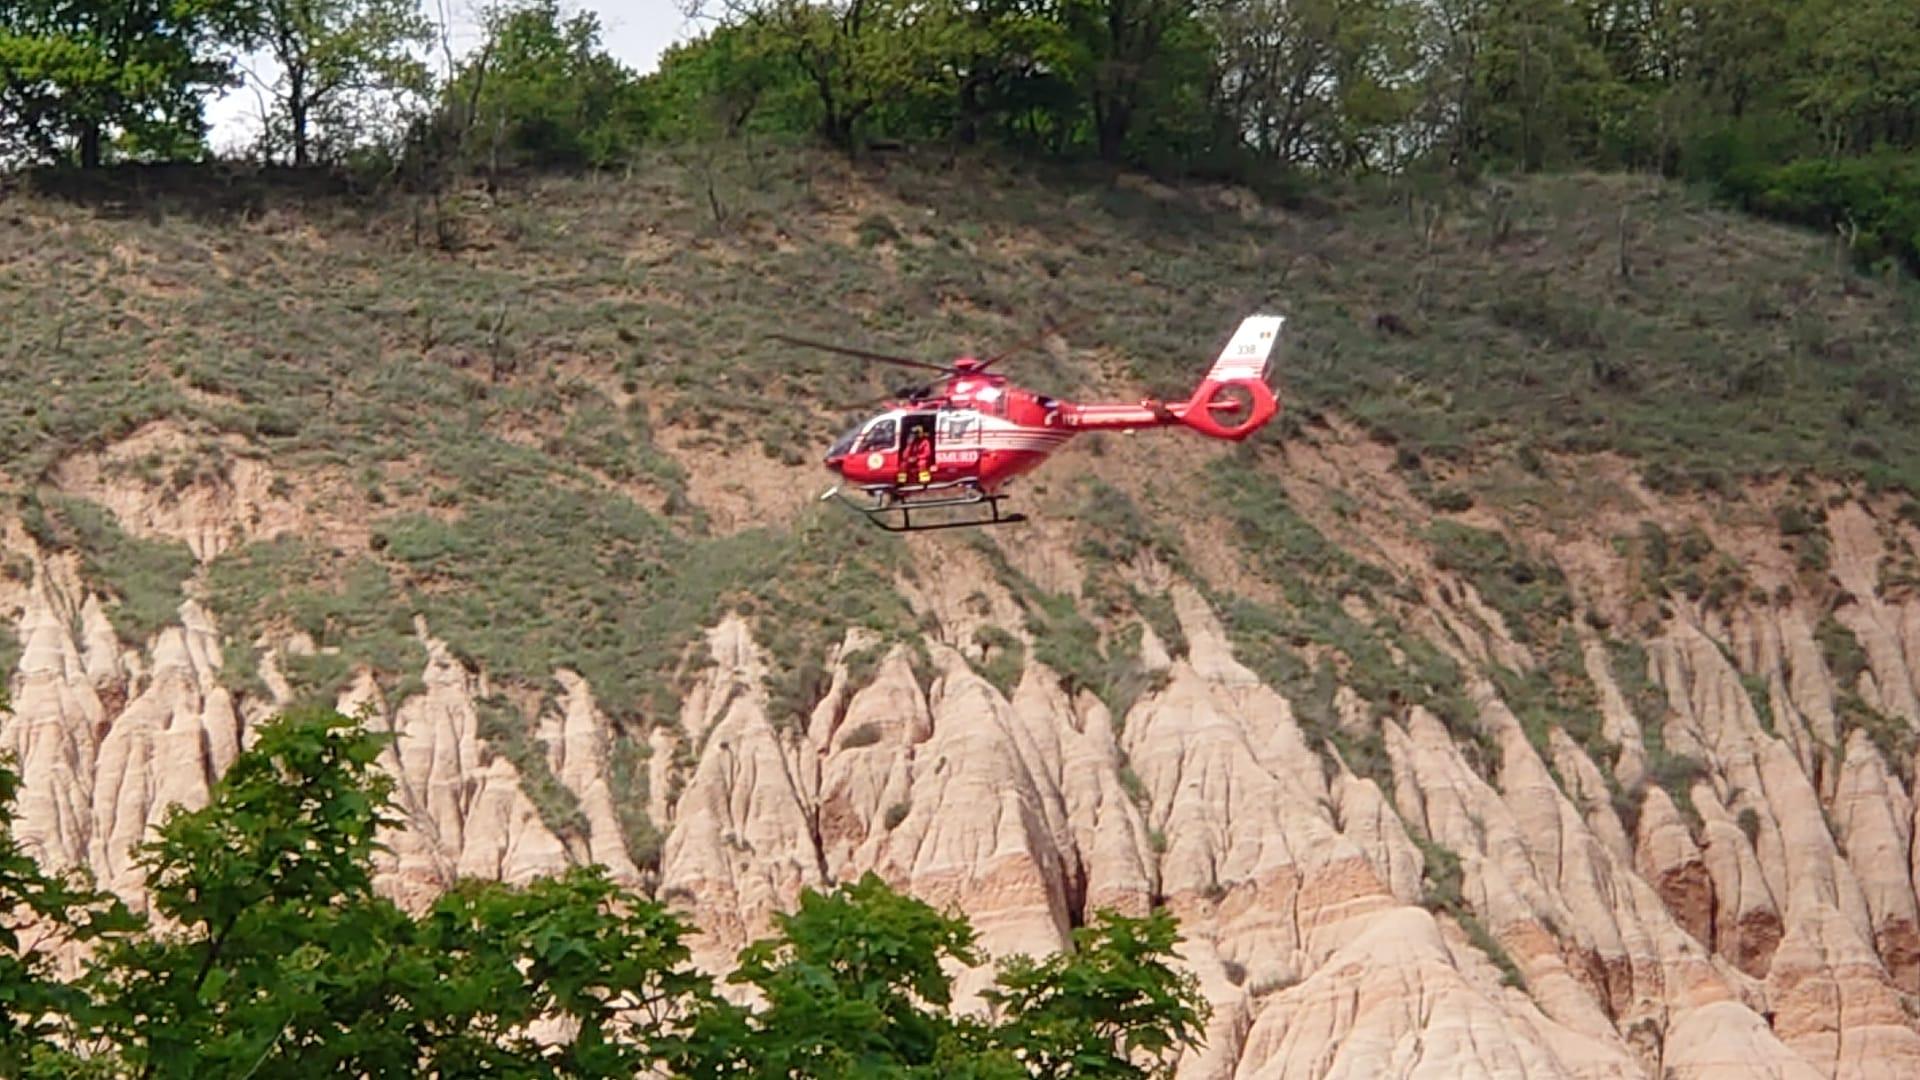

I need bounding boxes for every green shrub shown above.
[203,538,425,705]
[0,625,19,693]
[1608,639,1706,833]
[1777,505,1816,537]
[1719,152,1920,274]
[1816,615,1869,688]
[1619,522,1747,609]
[972,626,1026,699]
[839,644,884,689]
[1741,674,1776,736]
[438,0,650,170]
[968,535,1153,715]
[856,214,901,246]
[1203,458,1462,761]
[1427,521,1574,645]
[607,732,664,871]
[1412,831,1520,985]
[1836,689,1917,786]
[840,722,882,749]
[476,697,590,842]
[19,493,192,648]
[1072,479,1186,570]
[1645,741,1706,807]
[1411,833,1524,989]
[1460,911,1526,990]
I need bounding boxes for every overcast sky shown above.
[205,0,701,153]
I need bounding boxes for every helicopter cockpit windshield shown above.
[827,414,900,460]
[827,422,863,459]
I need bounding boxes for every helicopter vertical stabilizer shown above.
[1177,314,1284,440]
[1208,314,1285,383]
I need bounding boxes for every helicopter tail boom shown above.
[1174,314,1283,441]
[1052,314,1284,438]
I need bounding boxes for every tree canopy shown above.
[248,0,433,166]
[1,0,1915,265]
[0,0,251,166]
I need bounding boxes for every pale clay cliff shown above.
[5,420,1920,1077]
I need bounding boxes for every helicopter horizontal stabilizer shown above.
[1178,314,1284,440]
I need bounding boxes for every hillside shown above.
[5,147,1920,1076]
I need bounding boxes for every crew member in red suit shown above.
[900,427,934,485]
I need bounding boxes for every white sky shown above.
[205,0,701,154]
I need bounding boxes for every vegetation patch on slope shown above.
[204,537,424,704]
[18,493,192,647]
[970,532,1163,723]
[476,695,590,843]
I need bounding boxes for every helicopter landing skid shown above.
[820,485,1028,533]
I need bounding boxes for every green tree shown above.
[0,0,250,167]
[1409,0,1615,172]
[644,22,806,140]
[1785,0,1920,156]
[1062,0,1195,161]
[6,700,1211,1075]
[1685,0,1797,122]
[928,0,1083,151]
[688,873,1211,1077]
[439,0,648,170]
[414,868,719,1076]
[983,909,1209,1079]
[702,871,988,1074]
[84,704,410,1077]
[1205,0,1422,170]
[651,1,1008,147]
[688,0,964,151]
[80,705,729,1078]
[248,0,431,165]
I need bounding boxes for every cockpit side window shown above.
[857,418,897,452]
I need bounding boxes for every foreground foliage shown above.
[0,704,1208,1078]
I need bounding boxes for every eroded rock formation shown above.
[7,428,1920,1078]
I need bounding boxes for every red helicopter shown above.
[772,313,1286,532]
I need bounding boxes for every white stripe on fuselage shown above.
[978,431,1071,444]
[971,414,1070,450]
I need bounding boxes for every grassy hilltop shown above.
[4,144,1918,848]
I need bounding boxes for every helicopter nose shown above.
[824,455,845,473]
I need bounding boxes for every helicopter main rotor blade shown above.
[766,333,958,374]
[976,311,1091,374]
[852,377,942,410]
